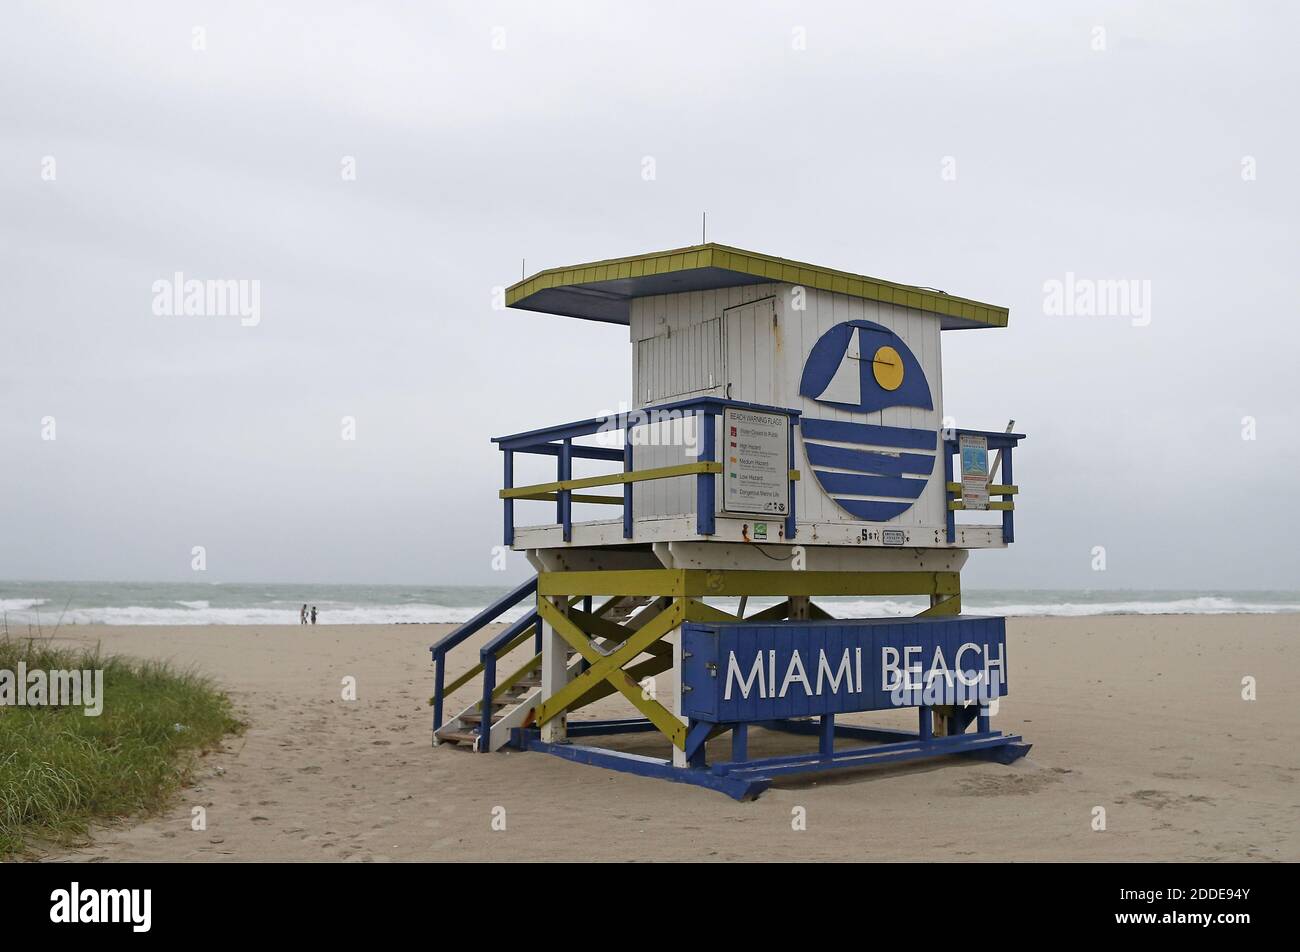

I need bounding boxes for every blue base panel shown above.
[510,722,1031,802]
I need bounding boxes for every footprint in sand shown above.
[1119,789,1215,810]
[953,769,1063,797]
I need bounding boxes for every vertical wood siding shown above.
[626,283,945,529]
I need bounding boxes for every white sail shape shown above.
[815,327,861,405]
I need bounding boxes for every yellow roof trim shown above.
[505,243,1009,329]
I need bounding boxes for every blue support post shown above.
[697,410,716,536]
[785,418,797,539]
[686,719,709,768]
[559,438,572,542]
[432,653,446,739]
[918,705,932,742]
[978,706,991,734]
[819,714,836,755]
[731,723,748,762]
[502,450,514,547]
[1001,447,1014,544]
[622,421,634,538]
[479,652,496,752]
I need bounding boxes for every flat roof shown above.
[505,243,1008,330]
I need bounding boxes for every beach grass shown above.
[0,636,244,857]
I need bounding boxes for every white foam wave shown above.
[0,602,535,626]
[826,596,1299,618]
[965,596,1299,617]
[0,593,1293,626]
[0,597,50,612]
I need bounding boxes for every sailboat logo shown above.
[798,320,937,522]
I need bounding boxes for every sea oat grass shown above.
[0,637,243,856]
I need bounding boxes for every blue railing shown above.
[475,608,540,751]
[429,576,537,740]
[493,397,802,546]
[942,428,1025,544]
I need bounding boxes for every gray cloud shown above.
[2,2,1296,588]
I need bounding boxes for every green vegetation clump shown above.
[0,637,244,856]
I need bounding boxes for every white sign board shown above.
[959,434,989,511]
[722,408,790,517]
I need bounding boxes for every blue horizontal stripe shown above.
[800,418,937,451]
[831,498,912,521]
[813,471,928,499]
[804,442,935,477]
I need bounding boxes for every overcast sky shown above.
[1,2,1296,589]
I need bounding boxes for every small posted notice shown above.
[722,408,790,517]
[959,434,989,510]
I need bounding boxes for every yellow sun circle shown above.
[872,345,904,391]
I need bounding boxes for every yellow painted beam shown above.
[510,492,624,505]
[491,651,542,701]
[808,601,834,620]
[570,650,674,711]
[501,462,722,500]
[680,570,960,598]
[557,595,675,711]
[444,594,599,698]
[567,607,674,657]
[539,569,960,599]
[746,600,793,622]
[683,599,740,623]
[533,599,686,748]
[947,482,1017,495]
[601,669,689,749]
[539,569,688,597]
[916,594,962,617]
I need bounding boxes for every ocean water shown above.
[1,581,1298,627]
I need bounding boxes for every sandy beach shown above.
[30,614,1299,862]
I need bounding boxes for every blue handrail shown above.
[477,609,541,751]
[942,429,1026,544]
[493,397,802,546]
[429,576,537,738]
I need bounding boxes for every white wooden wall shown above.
[627,284,946,531]
[781,286,946,531]
[629,284,777,522]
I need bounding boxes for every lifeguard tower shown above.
[430,243,1029,799]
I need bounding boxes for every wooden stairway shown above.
[434,594,656,752]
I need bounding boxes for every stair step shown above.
[437,729,480,745]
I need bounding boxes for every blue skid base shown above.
[511,722,1031,801]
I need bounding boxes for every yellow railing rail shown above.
[499,461,723,500]
[945,482,1018,512]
